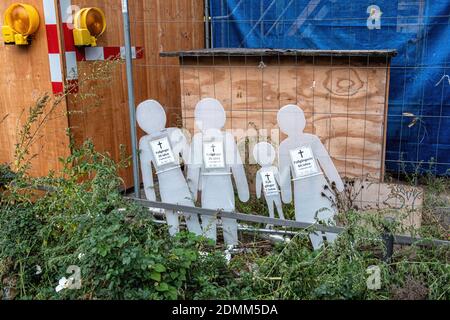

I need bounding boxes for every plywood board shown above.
[67,0,205,188]
[0,0,205,188]
[352,180,423,228]
[179,55,390,181]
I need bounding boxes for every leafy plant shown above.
[0,52,448,301]
[0,138,239,300]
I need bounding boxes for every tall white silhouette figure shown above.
[137,99,202,236]
[253,142,285,224]
[277,105,344,249]
[187,98,250,247]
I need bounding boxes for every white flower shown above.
[224,245,234,264]
[35,265,42,275]
[55,277,70,293]
[224,251,232,264]
[198,251,209,257]
[78,253,85,261]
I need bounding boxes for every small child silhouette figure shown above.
[253,142,285,226]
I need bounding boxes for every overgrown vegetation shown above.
[0,139,243,300]
[1,145,449,299]
[0,58,448,300]
[1,131,448,300]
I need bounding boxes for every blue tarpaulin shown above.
[210,0,450,175]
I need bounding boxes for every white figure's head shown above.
[136,99,167,134]
[194,98,226,132]
[277,104,306,136]
[253,142,276,167]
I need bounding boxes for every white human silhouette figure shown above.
[187,98,250,247]
[253,142,285,224]
[137,99,202,236]
[277,105,344,249]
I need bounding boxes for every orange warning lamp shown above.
[73,7,106,47]
[2,3,40,45]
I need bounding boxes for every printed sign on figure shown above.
[290,146,320,179]
[261,171,279,197]
[150,137,176,167]
[203,141,225,169]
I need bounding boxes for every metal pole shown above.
[122,0,140,198]
[382,218,394,262]
[129,197,450,248]
[204,0,211,48]
[382,230,394,262]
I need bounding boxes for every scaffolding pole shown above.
[205,0,211,48]
[121,0,140,198]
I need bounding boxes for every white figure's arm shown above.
[227,133,250,203]
[273,167,281,187]
[169,128,189,161]
[187,167,200,202]
[279,147,292,204]
[170,128,198,202]
[139,137,156,201]
[186,134,202,201]
[255,169,262,199]
[314,137,345,192]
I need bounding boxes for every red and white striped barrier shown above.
[59,0,80,92]
[43,0,64,94]
[42,0,144,95]
[82,46,144,61]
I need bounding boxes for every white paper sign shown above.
[203,141,225,169]
[260,171,279,196]
[290,146,320,178]
[150,137,176,167]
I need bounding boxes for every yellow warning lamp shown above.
[73,7,106,47]
[2,3,40,45]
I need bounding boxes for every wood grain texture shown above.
[67,0,147,187]
[0,0,204,187]
[179,55,391,180]
[67,0,205,188]
[353,180,423,228]
[0,0,70,177]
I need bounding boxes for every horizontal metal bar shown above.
[238,225,298,236]
[160,48,398,58]
[149,215,297,237]
[6,185,447,248]
[127,197,450,248]
[128,197,344,234]
[147,208,295,236]
[393,234,450,247]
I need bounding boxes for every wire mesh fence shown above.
[126,0,449,224]
[206,0,450,178]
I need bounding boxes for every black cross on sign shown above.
[265,173,271,182]
[157,141,163,149]
[298,149,304,158]
[211,144,216,153]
